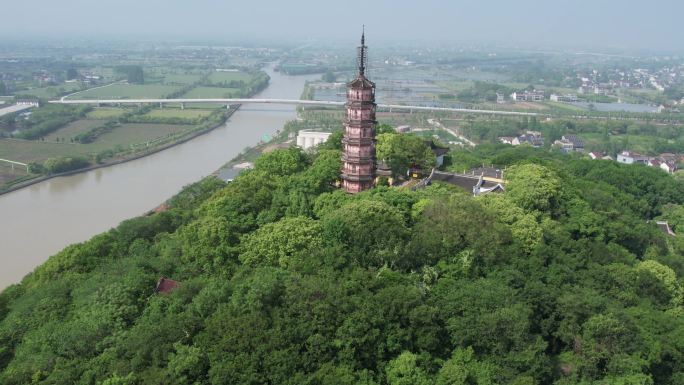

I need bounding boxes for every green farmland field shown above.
[96,123,191,146]
[208,71,252,83]
[44,119,103,141]
[163,73,204,85]
[17,83,84,99]
[0,123,194,163]
[86,107,129,119]
[66,84,183,100]
[182,87,241,99]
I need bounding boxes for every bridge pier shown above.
[159,102,163,109]
[180,103,185,110]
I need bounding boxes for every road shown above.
[60,81,126,102]
[0,104,34,117]
[428,118,476,147]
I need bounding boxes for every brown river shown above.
[0,67,318,289]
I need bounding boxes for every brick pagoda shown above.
[341,30,376,193]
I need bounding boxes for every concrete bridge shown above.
[49,98,540,117]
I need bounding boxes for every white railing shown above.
[0,158,29,172]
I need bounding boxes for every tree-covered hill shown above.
[1,141,684,385]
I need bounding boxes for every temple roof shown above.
[430,171,504,195]
[155,277,179,294]
[424,140,449,157]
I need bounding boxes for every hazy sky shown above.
[2,0,682,51]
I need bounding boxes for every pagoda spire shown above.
[358,26,367,76]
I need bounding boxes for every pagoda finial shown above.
[358,26,367,76]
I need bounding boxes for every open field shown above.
[66,84,183,100]
[544,101,586,112]
[0,139,89,163]
[86,107,129,119]
[163,73,204,85]
[96,123,192,146]
[579,132,661,154]
[182,87,241,98]
[436,80,474,93]
[143,109,214,119]
[208,71,252,83]
[0,123,194,163]
[18,83,84,99]
[44,119,103,141]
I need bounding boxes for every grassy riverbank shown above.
[0,67,271,193]
[0,106,239,194]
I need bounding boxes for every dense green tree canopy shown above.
[376,133,435,178]
[1,146,684,385]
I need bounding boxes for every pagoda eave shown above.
[341,173,375,182]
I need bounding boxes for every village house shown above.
[510,90,545,102]
[553,135,585,153]
[588,151,613,161]
[616,151,652,165]
[615,151,678,174]
[499,131,544,147]
[550,93,578,102]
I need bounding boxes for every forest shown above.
[1,136,684,385]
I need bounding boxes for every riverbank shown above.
[0,66,319,290]
[0,105,240,196]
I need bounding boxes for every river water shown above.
[0,67,318,289]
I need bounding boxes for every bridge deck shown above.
[49,98,540,117]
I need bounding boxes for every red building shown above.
[341,30,377,193]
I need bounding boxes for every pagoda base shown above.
[342,179,374,194]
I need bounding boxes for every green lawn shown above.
[87,107,129,119]
[66,84,183,100]
[44,119,103,141]
[208,71,252,83]
[143,109,214,119]
[182,87,241,99]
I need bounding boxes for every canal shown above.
[0,66,318,289]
